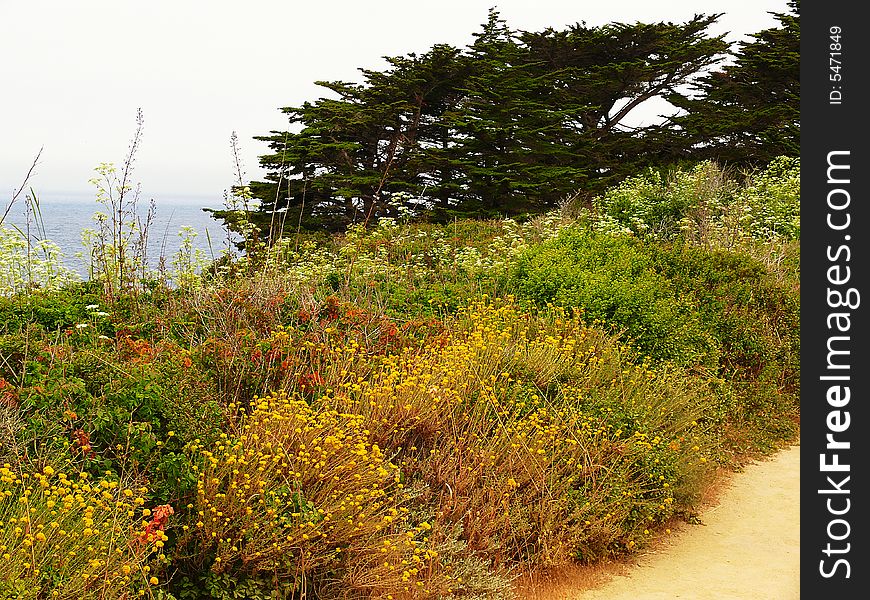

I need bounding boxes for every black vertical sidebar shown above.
[801,1,868,597]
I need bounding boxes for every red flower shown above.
[298,371,325,393]
[72,429,94,457]
[138,504,174,544]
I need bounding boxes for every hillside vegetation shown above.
[0,158,799,599]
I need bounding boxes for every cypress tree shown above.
[228,11,729,235]
[668,0,800,166]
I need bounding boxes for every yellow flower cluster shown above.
[0,464,161,598]
[191,392,441,594]
[186,296,716,586]
[320,298,715,567]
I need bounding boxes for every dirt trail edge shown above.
[520,443,800,600]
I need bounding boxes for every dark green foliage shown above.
[228,10,727,235]
[168,569,300,600]
[503,14,726,195]
[226,43,474,235]
[668,0,800,165]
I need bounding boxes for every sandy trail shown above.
[518,443,800,600]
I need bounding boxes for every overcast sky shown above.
[1,0,790,203]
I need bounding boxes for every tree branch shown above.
[2,147,43,227]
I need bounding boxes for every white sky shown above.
[1,0,789,203]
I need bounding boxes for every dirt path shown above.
[518,443,800,600]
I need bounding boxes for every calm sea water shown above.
[2,192,237,277]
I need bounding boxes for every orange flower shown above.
[138,504,174,544]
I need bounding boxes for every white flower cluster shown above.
[590,157,800,248]
[0,226,79,296]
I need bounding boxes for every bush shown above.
[510,228,719,368]
[736,156,800,240]
[184,391,443,599]
[591,161,737,241]
[0,282,106,335]
[646,244,800,450]
[590,157,800,247]
[325,299,719,571]
[0,460,165,598]
[3,326,225,507]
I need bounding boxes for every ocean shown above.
[2,192,236,277]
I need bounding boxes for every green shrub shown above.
[6,335,225,506]
[646,244,800,450]
[647,245,799,392]
[591,161,737,240]
[0,281,107,335]
[590,156,800,247]
[736,156,800,240]
[510,227,718,368]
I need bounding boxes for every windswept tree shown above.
[668,0,800,166]
[244,44,470,234]
[444,11,728,215]
[227,10,728,235]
